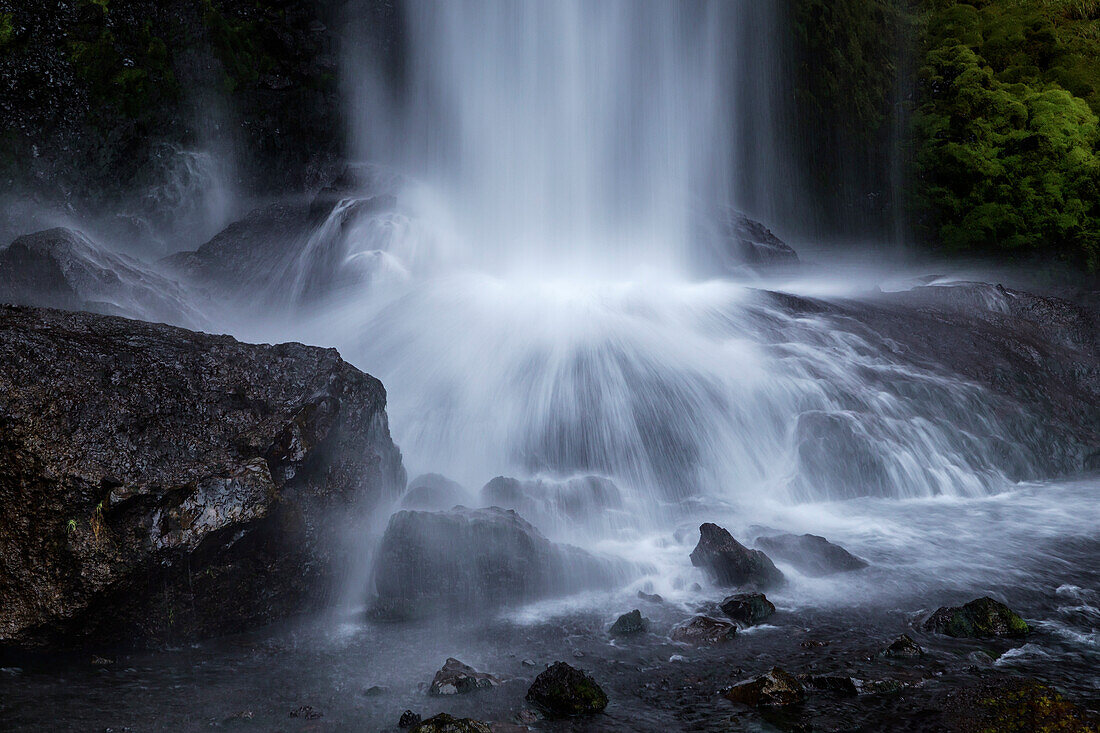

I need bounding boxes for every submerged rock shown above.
[428,658,500,695]
[0,305,405,649]
[922,597,1029,638]
[724,667,805,707]
[690,523,784,589]
[525,662,609,717]
[610,609,649,636]
[754,533,868,576]
[719,592,776,627]
[370,506,618,616]
[410,713,491,733]
[670,615,738,645]
[881,634,925,658]
[798,674,858,697]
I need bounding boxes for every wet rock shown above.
[429,658,500,695]
[881,634,925,658]
[401,474,470,510]
[637,590,664,604]
[610,609,649,636]
[289,705,322,719]
[0,228,202,327]
[398,710,421,728]
[480,474,626,532]
[361,685,388,696]
[719,592,776,627]
[410,713,491,733]
[525,662,609,717]
[724,667,805,707]
[693,207,800,274]
[370,506,619,616]
[0,305,405,650]
[791,411,893,500]
[669,615,737,645]
[690,523,784,589]
[754,533,868,576]
[941,677,1098,732]
[922,597,1029,638]
[798,674,858,697]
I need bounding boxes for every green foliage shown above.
[913,0,1100,270]
[0,12,14,49]
[202,0,276,93]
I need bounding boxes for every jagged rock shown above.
[724,667,805,707]
[798,674,858,697]
[637,590,664,603]
[401,473,470,510]
[410,713,491,733]
[754,533,868,576]
[690,523,784,589]
[525,662,608,717]
[669,616,737,645]
[480,474,625,531]
[399,710,421,728]
[370,506,619,616]
[922,597,1029,638]
[428,658,499,695]
[610,609,648,636]
[693,207,799,274]
[719,592,776,627]
[289,705,322,720]
[881,634,925,658]
[0,228,202,327]
[0,305,405,649]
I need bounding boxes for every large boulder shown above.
[719,592,776,627]
[690,523,784,589]
[0,228,202,327]
[0,305,405,649]
[922,597,1029,638]
[724,667,805,707]
[370,506,620,616]
[525,662,609,717]
[400,473,471,510]
[692,207,799,274]
[428,658,499,696]
[670,615,738,646]
[754,533,868,576]
[480,474,627,533]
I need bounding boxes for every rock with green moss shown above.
[922,597,1029,638]
[409,713,490,733]
[525,662,608,717]
[942,677,1098,732]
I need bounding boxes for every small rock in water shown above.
[798,674,858,697]
[289,705,322,719]
[525,661,609,717]
[690,523,784,589]
[429,657,499,695]
[521,659,536,668]
[637,590,664,603]
[719,592,776,627]
[724,667,805,707]
[922,597,1028,638]
[91,655,114,666]
[410,713,491,732]
[669,615,737,645]
[881,634,925,658]
[610,609,649,636]
[754,533,868,576]
[398,710,421,728]
[572,649,585,658]
[361,684,388,696]
[799,639,829,648]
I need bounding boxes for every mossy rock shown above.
[923,597,1029,638]
[525,662,609,717]
[944,677,1098,732]
[409,713,490,733]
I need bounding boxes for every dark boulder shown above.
[754,533,868,576]
[480,474,626,532]
[525,662,609,717]
[922,597,1028,638]
[401,473,471,511]
[0,305,405,649]
[428,658,499,695]
[610,609,649,636]
[880,634,924,658]
[719,592,776,627]
[692,207,799,274]
[399,710,422,728]
[724,667,805,707]
[370,507,620,616]
[0,228,202,327]
[669,615,737,645]
[690,523,784,589]
[409,713,491,733]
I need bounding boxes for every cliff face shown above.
[0,304,405,650]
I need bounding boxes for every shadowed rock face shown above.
[0,305,405,650]
[690,523,785,590]
[754,533,868,576]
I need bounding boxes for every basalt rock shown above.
[754,533,868,576]
[610,609,649,636]
[690,523,784,589]
[0,305,405,649]
[922,597,1029,638]
[410,713,491,733]
[428,658,499,695]
[724,667,805,707]
[669,615,738,645]
[525,662,609,717]
[370,506,620,616]
[719,592,776,627]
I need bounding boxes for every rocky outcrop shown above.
[370,506,621,617]
[0,305,404,649]
[693,207,800,275]
[724,667,805,707]
[400,473,471,511]
[428,658,499,696]
[690,523,784,589]
[0,228,202,327]
[719,592,776,627]
[525,662,609,717]
[754,533,868,576]
[922,597,1029,638]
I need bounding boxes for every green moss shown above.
[0,12,14,49]
[941,597,1030,637]
[202,0,276,93]
[976,680,1095,732]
